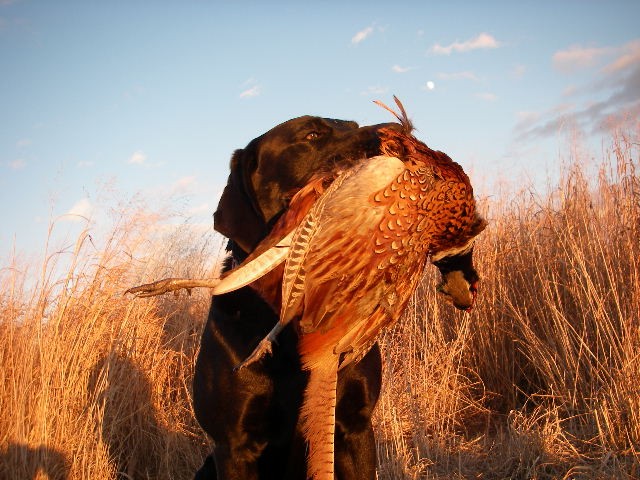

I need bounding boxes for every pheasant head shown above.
[375,96,487,311]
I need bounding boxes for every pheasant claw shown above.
[234,338,274,371]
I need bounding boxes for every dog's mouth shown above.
[320,153,369,178]
[318,125,405,178]
[278,122,406,221]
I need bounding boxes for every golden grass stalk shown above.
[0,200,222,479]
[374,127,639,479]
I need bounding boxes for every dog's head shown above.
[215,115,398,254]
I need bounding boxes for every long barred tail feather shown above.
[299,358,339,480]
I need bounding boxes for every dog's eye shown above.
[305,132,320,140]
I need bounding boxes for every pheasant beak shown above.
[436,271,477,312]
[466,281,478,312]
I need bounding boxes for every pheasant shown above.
[210,98,487,480]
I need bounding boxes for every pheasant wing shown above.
[278,165,360,323]
[290,156,407,365]
[212,175,329,296]
[212,230,294,295]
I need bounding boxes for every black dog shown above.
[193,116,399,479]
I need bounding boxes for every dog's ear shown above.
[214,148,268,253]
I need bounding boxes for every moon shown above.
[426,81,435,90]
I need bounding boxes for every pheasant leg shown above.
[234,321,286,371]
[125,278,219,297]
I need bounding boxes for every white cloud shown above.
[16,138,31,148]
[553,40,640,74]
[170,176,197,195]
[8,159,26,169]
[553,44,612,72]
[240,85,261,98]
[518,38,640,141]
[514,103,578,141]
[514,110,541,129]
[77,160,94,168]
[392,65,413,73]
[352,26,374,44]
[65,198,93,221]
[603,39,640,73]
[128,151,147,165]
[430,33,500,55]
[476,92,497,102]
[437,71,479,81]
[360,85,388,96]
[127,150,166,168]
[182,222,214,234]
[187,203,211,216]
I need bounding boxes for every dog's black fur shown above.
[193,116,400,479]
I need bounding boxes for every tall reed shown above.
[375,128,639,479]
[0,199,222,479]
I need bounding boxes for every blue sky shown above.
[1,1,639,260]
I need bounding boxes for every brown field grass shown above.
[1,129,638,479]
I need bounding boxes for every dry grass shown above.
[0,200,223,479]
[1,128,638,479]
[375,127,640,479]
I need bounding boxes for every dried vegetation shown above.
[1,129,638,479]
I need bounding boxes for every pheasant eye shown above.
[305,132,320,140]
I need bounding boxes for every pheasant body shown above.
[214,126,486,480]
[291,130,484,370]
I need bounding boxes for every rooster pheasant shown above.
[206,98,487,480]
